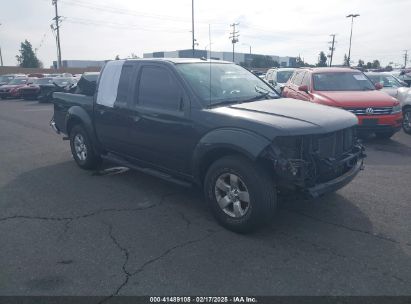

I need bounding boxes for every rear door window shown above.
[137,66,181,111]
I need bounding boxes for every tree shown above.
[295,55,309,68]
[372,60,381,69]
[16,40,42,68]
[115,55,120,60]
[366,62,372,69]
[316,51,327,67]
[357,59,364,67]
[343,54,349,66]
[130,53,139,59]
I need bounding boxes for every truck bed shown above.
[52,92,94,135]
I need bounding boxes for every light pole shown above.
[192,0,195,57]
[0,23,3,66]
[346,13,360,66]
[242,43,251,55]
[242,43,252,67]
[205,43,213,60]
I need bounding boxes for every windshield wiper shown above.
[239,86,276,103]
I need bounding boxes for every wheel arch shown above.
[192,128,271,185]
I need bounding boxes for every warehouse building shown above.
[143,49,297,67]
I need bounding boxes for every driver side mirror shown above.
[374,83,383,90]
[298,85,309,93]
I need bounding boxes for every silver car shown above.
[265,68,296,93]
[366,72,411,134]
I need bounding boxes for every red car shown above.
[0,77,36,99]
[282,68,403,139]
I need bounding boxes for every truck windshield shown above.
[176,63,279,106]
[313,72,375,91]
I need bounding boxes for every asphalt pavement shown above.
[0,99,410,298]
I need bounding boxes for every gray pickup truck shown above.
[51,59,365,232]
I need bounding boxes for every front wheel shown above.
[69,125,101,170]
[403,108,411,135]
[204,155,277,233]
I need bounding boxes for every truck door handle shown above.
[98,109,106,115]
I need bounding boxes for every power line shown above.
[64,17,189,33]
[229,23,239,62]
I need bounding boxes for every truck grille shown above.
[345,107,392,116]
[312,127,354,159]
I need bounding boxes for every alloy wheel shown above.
[214,173,250,218]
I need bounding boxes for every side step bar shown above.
[101,153,192,188]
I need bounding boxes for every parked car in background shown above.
[68,72,99,95]
[395,87,411,134]
[38,77,76,102]
[0,74,18,86]
[0,77,36,99]
[365,72,406,98]
[282,68,402,139]
[50,59,365,232]
[265,68,296,93]
[393,69,411,87]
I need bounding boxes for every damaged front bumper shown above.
[307,158,364,198]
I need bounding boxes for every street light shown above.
[346,13,360,66]
[0,23,3,66]
[205,43,213,60]
[242,43,252,55]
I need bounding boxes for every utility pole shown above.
[404,50,408,68]
[229,23,240,63]
[328,34,337,67]
[52,0,62,69]
[0,23,3,66]
[346,13,360,67]
[192,0,195,57]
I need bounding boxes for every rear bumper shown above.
[307,159,364,198]
[50,118,61,134]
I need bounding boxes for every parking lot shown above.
[0,98,410,297]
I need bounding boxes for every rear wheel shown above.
[204,155,277,233]
[375,131,395,139]
[403,108,411,135]
[69,125,101,170]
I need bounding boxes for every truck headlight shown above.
[392,104,402,114]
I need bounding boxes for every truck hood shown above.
[313,90,398,107]
[210,98,358,137]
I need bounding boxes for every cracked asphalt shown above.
[0,99,410,297]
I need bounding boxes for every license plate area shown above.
[362,119,378,126]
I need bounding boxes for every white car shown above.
[265,68,296,93]
[397,88,411,134]
[366,72,411,135]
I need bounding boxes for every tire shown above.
[403,108,411,135]
[375,131,395,139]
[69,125,101,170]
[204,155,277,233]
